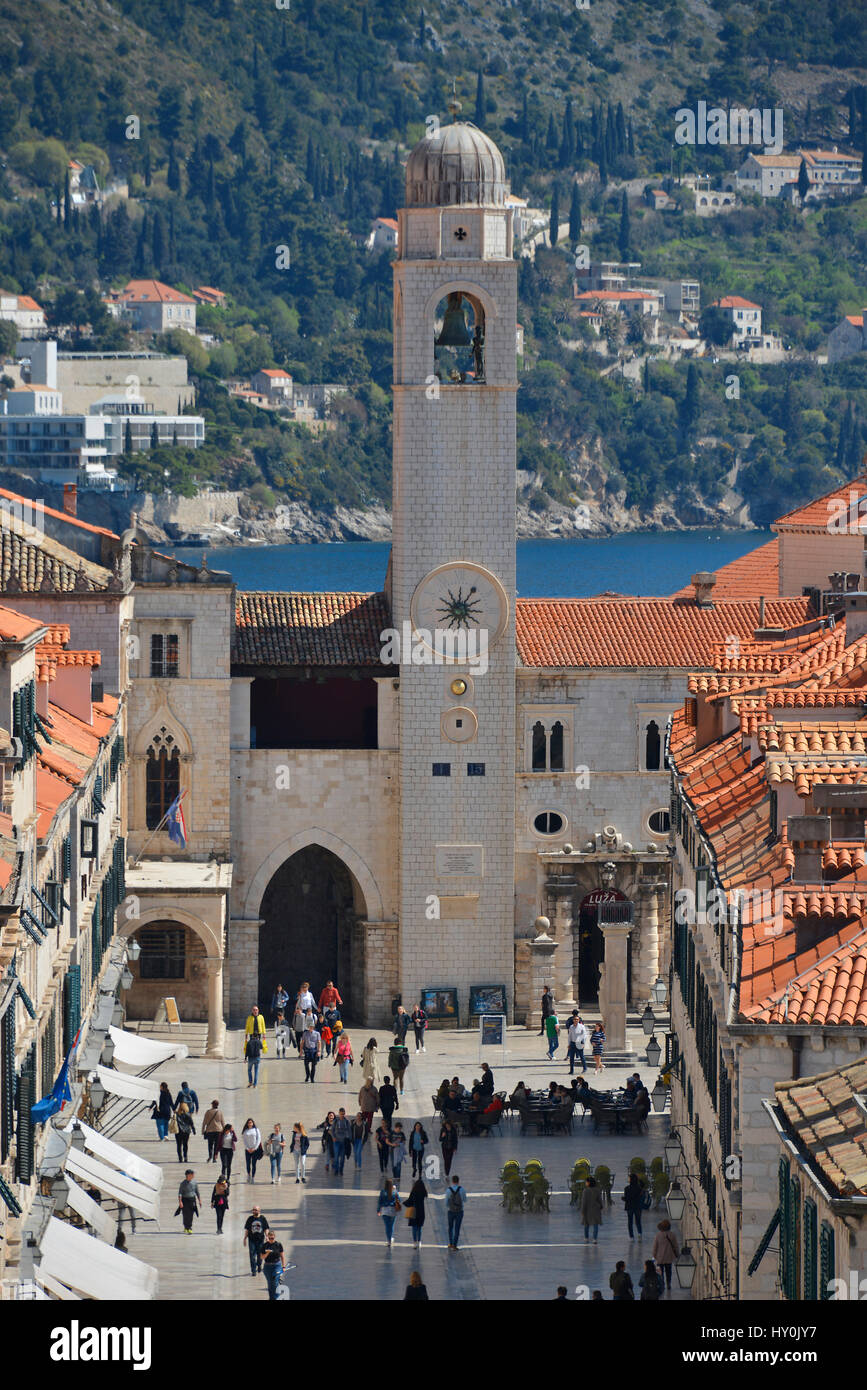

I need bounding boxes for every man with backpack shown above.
[245,1024,265,1088]
[388,1036,410,1094]
[301,1020,322,1083]
[378,1073,399,1126]
[446,1175,467,1250]
[274,1011,292,1058]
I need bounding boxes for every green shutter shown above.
[62,834,71,882]
[804,1199,818,1300]
[778,1157,791,1294]
[1,1003,15,1162]
[63,965,81,1054]
[787,1177,800,1300]
[819,1222,835,1300]
[15,1045,36,1181]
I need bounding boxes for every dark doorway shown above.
[257,846,359,1017]
[578,905,604,1004]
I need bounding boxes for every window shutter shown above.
[62,834,71,881]
[819,1222,835,1300]
[15,1045,36,1183]
[12,689,21,743]
[63,965,81,1054]
[803,1199,817,1300]
[1,1004,14,1163]
[778,1157,791,1295]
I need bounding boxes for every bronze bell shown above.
[435,293,471,348]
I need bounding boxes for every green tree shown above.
[699,305,733,347]
[474,70,485,127]
[797,158,810,202]
[618,189,631,259]
[157,85,184,142]
[680,362,701,433]
[0,321,18,358]
[549,184,560,248]
[568,183,582,242]
[124,418,133,455]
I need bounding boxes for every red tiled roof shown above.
[119,279,195,305]
[774,1059,867,1196]
[233,591,392,666]
[574,289,656,302]
[672,539,780,601]
[515,596,809,669]
[256,369,291,379]
[845,315,864,327]
[773,470,867,532]
[712,295,761,310]
[0,486,118,538]
[0,604,44,642]
[15,295,43,313]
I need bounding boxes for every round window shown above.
[648,809,671,835]
[533,811,564,836]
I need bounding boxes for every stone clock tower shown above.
[391,114,517,1020]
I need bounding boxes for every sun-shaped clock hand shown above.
[436,585,482,629]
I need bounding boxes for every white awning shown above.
[39,1217,158,1301]
[64,1118,163,1191]
[92,1064,161,1104]
[36,1270,82,1301]
[64,1173,117,1243]
[108,1026,189,1065]
[64,1149,160,1221]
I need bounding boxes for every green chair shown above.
[594,1164,613,1206]
[525,1176,551,1213]
[629,1156,646,1174]
[500,1161,521,1181]
[524,1159,544,1174]
[501,1179,525,1213]
[569,1175,590,1206]
[650,1155,664,1175]
[651,1171,670,1207]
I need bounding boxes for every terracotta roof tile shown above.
[775,1059,867,1195]
[233,591,392,666]
[672,539,780,601]
[773,469,867,532]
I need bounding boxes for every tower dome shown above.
[404,121,508,208]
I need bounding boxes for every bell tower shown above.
[391,109,517,1020]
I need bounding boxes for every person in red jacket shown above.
[318,981,343,1010]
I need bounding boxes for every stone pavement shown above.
[103,1022,692,1302]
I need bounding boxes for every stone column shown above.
[205,958,226,1058]
[525,927,557,1031]
[548,889,576,1011]
[637,882,661,1002]
[598,923,637,1062]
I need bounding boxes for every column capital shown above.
[204,956,224,977]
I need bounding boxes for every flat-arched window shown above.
[645,720,661,771]
[146,727,180,829]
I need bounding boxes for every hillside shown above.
[4,0,867,533]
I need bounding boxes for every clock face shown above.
[410,562,509,655]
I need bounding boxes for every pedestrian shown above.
[388,1036,409,1094]
[591,1021,606,1073]
[245,1004,267,1046]
[211,1176,229,1233]
[318,979,343,1011]
[389,1121,407,1184]
[261,1229,285,1301]
[609,1260,634,1301]
[174,1101,196,1162]
[545,1009,560,1060]
[266,1122,285,1184]
[410,1002,427,1052]
[218,1124,237,1178]
[319,1016,333,1059]
[375,1121,392,1173]
[301,1019,322,1082]
[404,1270,429,1301]
[174,1081,199,1114]
[406,1175,427,1249]
[623,1172,644,1239]
[439,1119,459,1177]
[538,985,554,1036]
[331,1108,352,1176]
[245,1024,265,1089]
[334,1034,355,1084]
[292,997,306,1053]
[378,1073,398,1126]
[479,1063,494,1096]
[652,1220,680,1291]
[377,1177,401,1247]
[446,1174,467,1251]
[319,1110,336,1172]
[358,1077,380,1131]
[296,980,315,1018]
[274,1011,292,1058]
[177,1170,200,1234]
[393,1005,411,1043]
[580,1176,604,1242]
[202,1100,224,1162]
[149,1081,174,1141]
[639,1258,662,1301]
[567,1016,588,1074]
[242,1118,263,1182]
[289,1122,309,1183]
[553,1286,568,1300]
[271,982,290,1020]
[242,1205,269,1276]
[360,1037,379,1083]
[409,1121,428,1178]
[351,1112,368,1168]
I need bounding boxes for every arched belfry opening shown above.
[257,846,364,1016]
[434,290,485,383]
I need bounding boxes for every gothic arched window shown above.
[146,727,180,829]
[550,720,564,771]
[531,720,546,771]
[645,720,661,771]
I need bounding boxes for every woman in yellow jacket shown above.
[244,1006,267,1087]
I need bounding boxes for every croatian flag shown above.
[166,791,187,847]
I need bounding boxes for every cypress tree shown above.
[521,91,529,143]
[361,6,368,34]
[419,8,425,47]
[560,98,575,167]
[618,190,630,258]
[169,205,177,261]
[598,144,608,186]
[167,143,181,193]
[152,211,165,269]
[797,158,810,202]
[124,418,133,455]
[549,183,560,247]
[546,113,559,151]
[615,102,627,155]
[150,421,159,449]
[643,356,651,393]
[627,120,635,157]
[144,144,152,188]
[568,183,582,242]
[306,137,316,185]
[474,70,485,127]
[681,362,700,433]
[63,169,71,229]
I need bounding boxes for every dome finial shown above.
[447,79,462,122]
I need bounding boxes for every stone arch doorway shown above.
[257,846,362,1017]
[577,890,631,1004]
